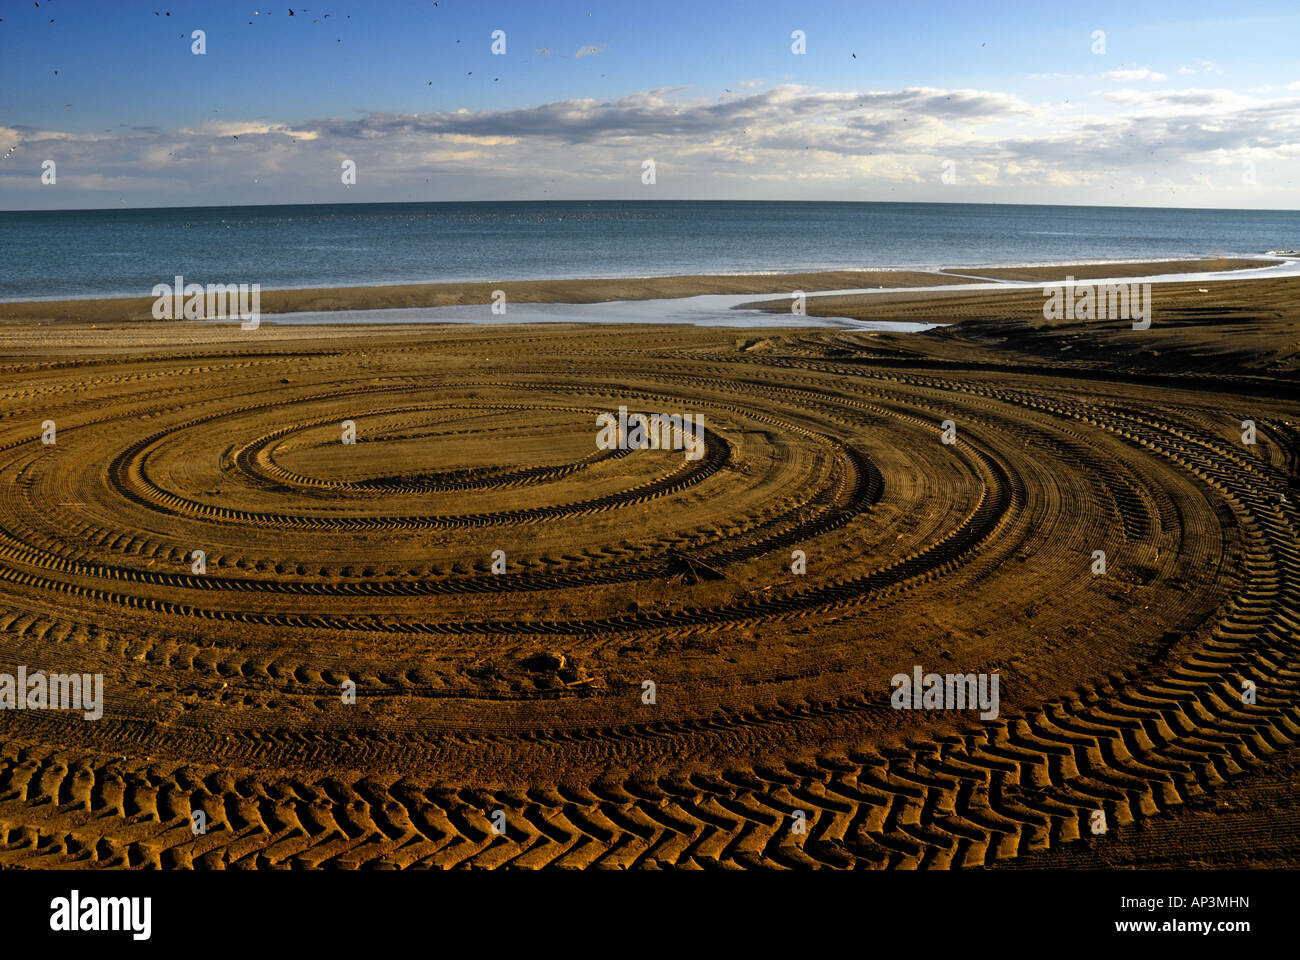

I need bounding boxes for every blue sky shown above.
[2,0,1298,209]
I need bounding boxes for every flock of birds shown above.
[2,6,1077,203]
[3,5,620,198]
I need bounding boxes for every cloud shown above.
[5,81,1299,207]
[180,120,318,140]
[1099,86,1250,109]
[574,44,606,59]
[1102,68,1168,82]
[298,85,1034,150]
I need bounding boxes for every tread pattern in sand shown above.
[0,324,1294,868]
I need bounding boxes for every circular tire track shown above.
[0,325,1294,869]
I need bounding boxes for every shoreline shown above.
[3,254,1285,305]
[4,269,1296,382]
[0,257,1279,325]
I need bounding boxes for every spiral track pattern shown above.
[0,324,1295,868]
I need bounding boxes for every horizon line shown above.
[4,198,1300,216]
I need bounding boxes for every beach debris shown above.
[667,550,727,584]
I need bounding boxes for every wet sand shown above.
[746,274,1300,379]
[0,257,1270,325]
[0,269,966,325]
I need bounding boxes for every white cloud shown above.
[1100,86,1250,110]
[6,81,1299,207]
[1102,68,1168,82]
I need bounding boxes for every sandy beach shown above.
[0,268,963,324]
[0,257,1270,325]
[0,266,1295,869]
[745,272,1300,379]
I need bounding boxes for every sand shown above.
[0,270,1295,869]
[939,257,1270,282]
[746,274,1300,380]
[0,269,969,325]
[0,257,1268,325]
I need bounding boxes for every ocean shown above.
[2,200,1298,302]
